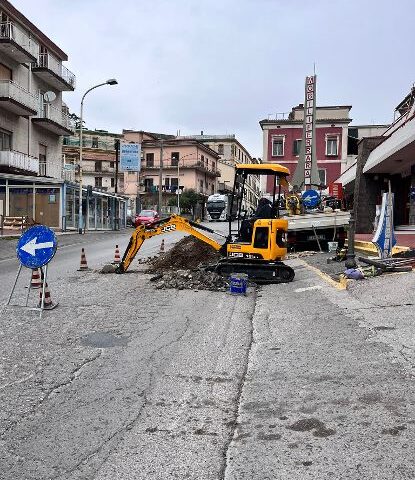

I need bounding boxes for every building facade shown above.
[177,134,260,213]
[337,86,415,232]
[260,105,352,194]
[0,0,75,228]
[122,130,220,215]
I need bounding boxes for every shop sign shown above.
[303,75,316,186]
[329,182,343,199]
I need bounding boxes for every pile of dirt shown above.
[146,236,222,273]
[151,269,229,291]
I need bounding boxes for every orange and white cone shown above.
[38,282,58,310]
[30,268,42,289]
[159,239,165,253]
[78,248,89,271]
[113,245,121,264]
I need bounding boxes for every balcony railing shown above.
[0,80,38,113]
[0,150,39,174]
[142,159,220,176]
[63,137,115,150]
[37,102,73,131]
[35,52,76,89]
[39,162,64,180]
[0,21,39,60]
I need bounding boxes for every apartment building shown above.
[260,104,353,194]
[177,133,260,214]
[0,0,75,227]
[123,130,220,214]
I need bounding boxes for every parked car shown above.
[134,209,160,227]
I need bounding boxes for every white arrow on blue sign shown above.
[16,225,57,269]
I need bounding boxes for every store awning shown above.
[363,115,415,174]
[335,163,356,186]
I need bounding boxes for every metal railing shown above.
[37,102,73,131]
[0,150,39,174]
[142,159,220,175]
[0,21,39,59]
[37,52,76,88]
[0,80,38,112]
[63,137,115,150]
[39,162,63,180]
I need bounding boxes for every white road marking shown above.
[294,285,323,293]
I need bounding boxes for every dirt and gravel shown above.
[145,236,228,291]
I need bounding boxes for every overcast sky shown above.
[12,0,415,157]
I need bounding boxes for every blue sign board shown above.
[16,225,57,269]
[302,189,320,208]
[120,143,141,171]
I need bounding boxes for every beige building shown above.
[0,0,75,227]
[177,134,261,213]
[63,129,123,193]
[122,130,220,214]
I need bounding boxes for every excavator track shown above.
[213,258,295,284]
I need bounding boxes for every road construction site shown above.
[1,222,415,479]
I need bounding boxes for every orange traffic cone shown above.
[38,282,58,310]
[30,268,42,289]
[159,239,165,253]
[78,248,89,271]
[113,245,121,263]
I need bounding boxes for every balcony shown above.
[142,159,220,177]
[0,150,39,174]
[32,103,73,135]
[32,52,76,91]
[38,162,64,180]
[0,21,38,63]
[63,137,115,150]
[0,80,38,116]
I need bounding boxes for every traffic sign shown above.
[302,189,320,208]
[16,225,57,269]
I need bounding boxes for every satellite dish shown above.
[44,91,56,103]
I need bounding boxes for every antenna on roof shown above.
[313,62,316,75]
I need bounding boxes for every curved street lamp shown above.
[78,78,118,234]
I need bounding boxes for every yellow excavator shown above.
[116,163,295,283]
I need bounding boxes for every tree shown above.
[178,189,204,213]
[69,112,86,130]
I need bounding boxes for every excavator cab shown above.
[214,163,295,283]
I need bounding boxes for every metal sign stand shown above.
[3,264,54,319]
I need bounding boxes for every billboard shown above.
[120,143,141,171]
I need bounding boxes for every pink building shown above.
[260,105,352,193]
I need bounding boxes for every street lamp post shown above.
[78,78,118,234]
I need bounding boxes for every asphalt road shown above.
[1,223,415,479]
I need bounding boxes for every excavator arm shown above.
[115,214,226,273]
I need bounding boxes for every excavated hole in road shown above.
[145,236,229,291]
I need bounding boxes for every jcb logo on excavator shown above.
[161,225,176,233]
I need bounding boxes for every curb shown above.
[345,240,410,256]
[300,260,349,290]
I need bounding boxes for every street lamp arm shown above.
[81,82,108,106]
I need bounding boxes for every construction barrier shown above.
[160,239,165,253]
[38,282,58,310]
[78,248,89,271]
[30,268,42,289]
[113,245,121,263]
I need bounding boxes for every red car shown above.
[134,209,160,227]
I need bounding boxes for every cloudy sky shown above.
[13,0,415,157]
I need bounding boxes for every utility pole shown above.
[158,139,163,213]
[114,139,120,230]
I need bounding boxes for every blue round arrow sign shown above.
[16,225,58,269]
[302,189,320,208]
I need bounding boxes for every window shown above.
[39,144,46,164]
[171,152,179,166]
[95,177,102,187]
[200,179,203,191]
[144,178,154,192]
[293,139,302,156]
[111,178,115,188]
[0,62,12,80]
[201,154,204,165]
[166,177,178,191]
[318,169,327,186]
[272,136,284,156]
[231,145,236,157]
[0,128,11,150]
[91,137,98,148]
[326,136,338,156]
[212,161,216,171]
[110,161,115,168]
[146,153,154,167]
[218,144,224,155]
[95,161,102,172]
[211,184,214,194]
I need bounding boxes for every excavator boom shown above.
[115,214,225,273]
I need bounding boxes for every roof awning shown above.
[363,116,415,174]
[335,163,356,186]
